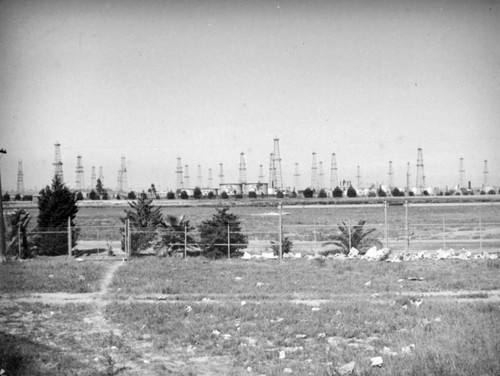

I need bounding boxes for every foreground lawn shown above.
[105,299,500,375]
[0,257,108,294]
[110,257,500,298]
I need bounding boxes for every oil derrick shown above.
[268,153,275,189]
[218,163,224,185]
[318,161,324,190]
[356,165,361,189]
[53,142,63,181]
[184,165,190,189]
[75,156,84,191]
[99,166,104,187]
[458,157,465,189]
[330,153,338,189]
[239,153,247,184]
[483,160,489,187]
[17,160,24,196]
[258,164,264,183]
[388,161,393,190]
[90,166,97,190]
[311,152,318,191]
[405,162,411,195]
[117,156,128,193]
[272,138,283,190]
[415,148,425,191]
[293,163,300,191]
[197,165,203,188]
[208,168,213,188]
[176,158,183,190]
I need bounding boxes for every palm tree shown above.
[153,215,197,256]
[322,220,381,255]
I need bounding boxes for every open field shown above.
[1,256,500,375]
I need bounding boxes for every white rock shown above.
[348,247,359,258]
[370,356,384,367]
[242,252,252,260]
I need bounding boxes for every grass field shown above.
[1,255,499,375]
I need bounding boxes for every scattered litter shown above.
[434,317,441,322]
[241,301,247,306]
[364,280,372,287]
[235,276,242,281]
[312,307,321,312]
[382,347,398,356]
[279,350,286,359]
[143,359,150,364]
[184,305,193,313]
[247,366,252,373]
[337,361,356,375]
[410,298,423,308]
[48,275,54,278]
[397,279,404,283]
[317,332,326,338]
[371,293,379,299]
[336,310,342,316]
[370,356,384,367]
[242,252,252,259]
[408,277,424,281]
[401,344,415,354]
[283,368,293,374]
[348,247,359,258]
[295,334,307,339]
[212,329,220,336]
[363,247,390,261]
[271,317,284,323]
[222,334,231,340]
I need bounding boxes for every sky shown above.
[1,0,499,193]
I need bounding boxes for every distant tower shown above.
[184,165,190,189]
[330,153,338,189]
[117,156,128,193]
[405,162,411,195]
[388,161,393,190]
[268,153,275,189]
[91,166,97,190]
[311,152,318,190]
[258,164,264,183]
[416,148,425,191]
[53,142,63,180]
[293,163,300,191]
[356,165,361,189]
[16,160,24,196]
[458,157,465,188]
[99,166,104,187]
[197,165,203,188]
[176,158,183,190]
[272,138,284,190]
[208,168,213,188]
[239,153,247,184]
[218,163,224,185]
[318,161,324,190]
[483,160,489,187]
[75,156,84,191]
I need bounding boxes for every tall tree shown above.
[36,175,79,256]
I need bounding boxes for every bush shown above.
[303,188,314,198]
[235,194,243,199]
[22,195,33,201]
[127,191,137,199]
[290,190,297,198]
[166,191,175,199]
[14,193,21,201]
[116,193,121,200]
[347,186,357,198]
[2,192,10,201]
[322,220,382,255]
[318,189,327,198]
[89,190,99,200]
[377,187,387,197]
[488,189,496,195]
[332,187,343,198]
[121,196,163,255]
[220,191,229,199]
[76,191,84,201]
[198,207,248,258]
[271,236,293,256]
[207,191,215,199]
[276,190,284,198]
[391,187,404,197]
[35,176,79,256]
[248,191,257,199]
[180,191,189,199]
[193,187,202,199]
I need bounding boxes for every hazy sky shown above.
[1,0,499,192]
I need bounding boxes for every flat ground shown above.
[1,255,500,375]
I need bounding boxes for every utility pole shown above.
[0,148,7,263]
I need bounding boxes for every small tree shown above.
[153,215,196,256]
[14,193,21,201]
[318,189,327,198]
[193,187,202,199]
[271,236,293,256]
[36,176,79,256]
[127,191,136,200]
[276,190,284,198]
[347,186,357,198]
[121,196,163,255]
[322,220,382,256]
[166,191,175,199]
[290,190,297,198]
[248,191,257,199]
[220,191,229,199]
[96,179,105,196]
[180,190,189,200]
[391,187,403,197]
[332,187,343,198]
[76,191,84,200]
[89,190,99,200]
[303,188,314,198]
[1,192,10,202]
[207,191,215,199]
[377,187,387,197]
[116,193,121,200]
[198,207,248,258]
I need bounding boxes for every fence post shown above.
[67,217,72,258]
[279,202,283,260]
[126,219,130,259]
[18,225,21,259]
[479,218,482,253]
[348,219,352,251]
[184,224,187,259]
[442,218,446,250]
[404,200,409,253]
[227,222,231,260]
[384,201,388,248]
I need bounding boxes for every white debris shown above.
[382,347,398,356]
[312,307,321,312]
[363,247,390,261]
[348,247,359,258]
[279,350,286,359]
[410,298,423,308]
[241,301,246,306]
[337,361,356,375]
[242,252,252,259]
[283,368,293,374]
[370,356,384,367]
[401,344,415,354]
[364,280,372,287]
[295,334,307,339]
[212,329,220,336]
